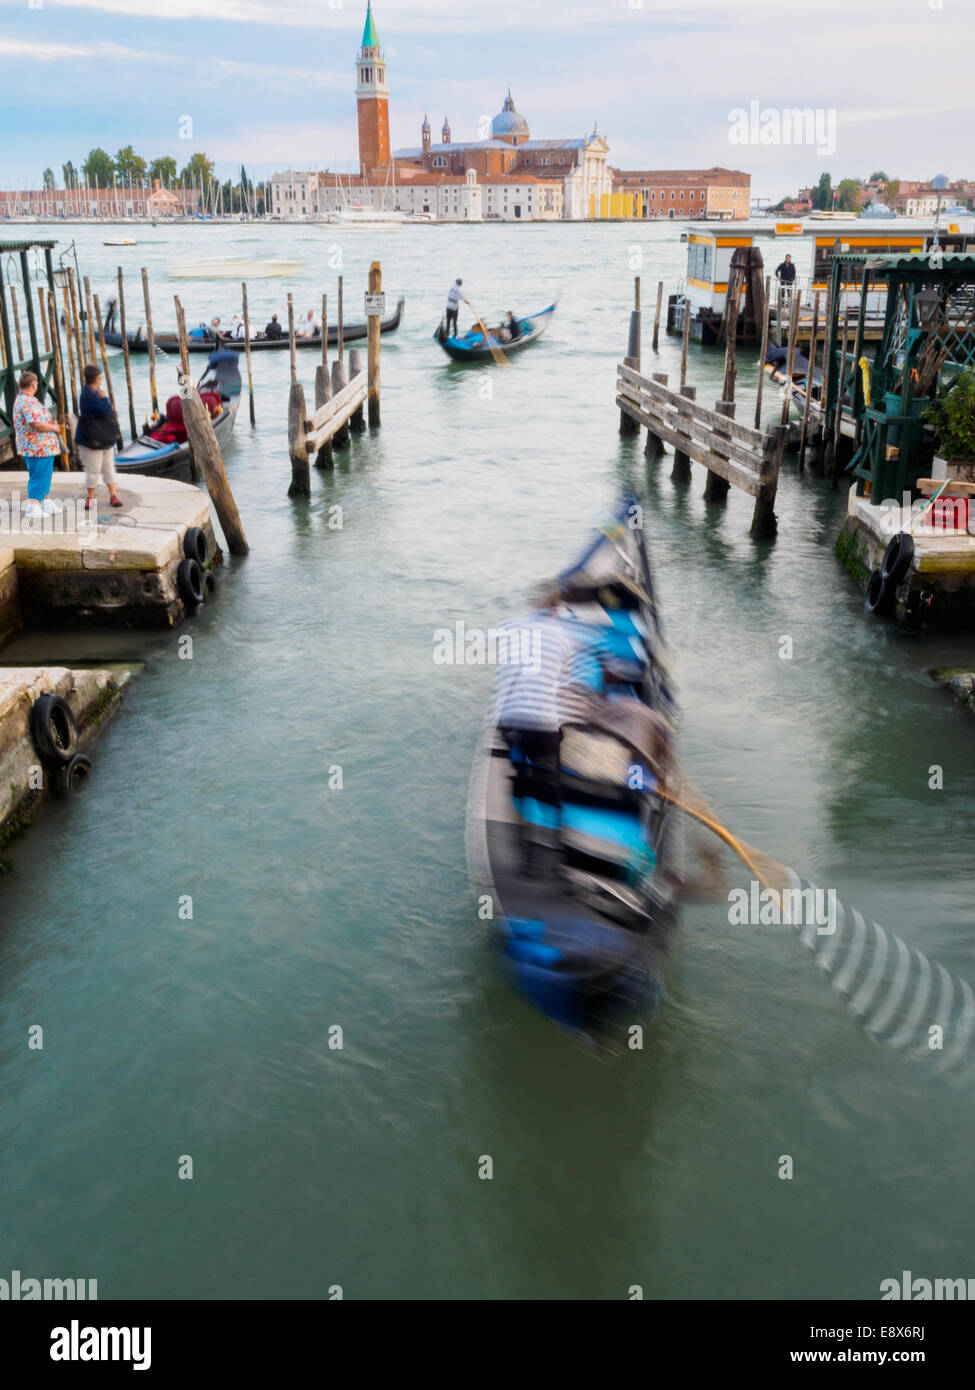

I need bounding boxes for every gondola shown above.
[115,350,240,478]
[466,497,682,1053]
[433,304,555,363]
[101,297,405,354]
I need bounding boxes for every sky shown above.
[0,0,971,200]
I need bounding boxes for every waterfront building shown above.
[611,167,751,220]
[0,182,195,220]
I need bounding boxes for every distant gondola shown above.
[433,304,555,362]
[115,350,240,478]
[101,297,405,354]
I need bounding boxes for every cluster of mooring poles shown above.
[286,261,383,499]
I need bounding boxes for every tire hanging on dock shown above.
[176,556,206,607]
[61,753,93,795]
[881,531,914,586]
[29,693,79,768]
[865,568,896,617]
[183,526,208,565]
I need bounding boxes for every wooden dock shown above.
[287,262,383,497]
[617,363,787,537]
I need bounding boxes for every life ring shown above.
[176,556,205,607]
[62,753,93,794]
[183,526,208,565]
[29,693,78,767]
[881,531,914,586]
[865,568,896,617]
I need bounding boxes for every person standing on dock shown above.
[775,254,796,286]
[445,279,467,337]
[13,371,63,520]
[76,364,122,512]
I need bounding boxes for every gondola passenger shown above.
[503,312,521,342]
[265,314,284,339]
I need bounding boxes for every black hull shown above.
[115,398,239,477]
[103,298,405,354]
[434,304,555,363]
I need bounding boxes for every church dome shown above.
[491,91,529,140]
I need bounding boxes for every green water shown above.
[1,223,973,1300]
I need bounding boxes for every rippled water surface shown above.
[1,222,973,1299]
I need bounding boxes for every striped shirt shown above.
[490,611,578,732]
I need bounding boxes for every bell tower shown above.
[356,3,390,178]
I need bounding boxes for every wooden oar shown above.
[466,301,510,369]
[663,774,975,1068]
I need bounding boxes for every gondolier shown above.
[445,279,467,337]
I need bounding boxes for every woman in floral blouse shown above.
[13,371,63,520]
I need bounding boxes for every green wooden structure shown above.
[822,252,975,503]
[0,240,58,459]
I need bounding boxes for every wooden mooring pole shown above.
[751,424,788,539]
[652,280,663,351]
[116,268,138,440]
[780,290,801,427]
[672,384,695,483]
[331,281,350,449]
[92,293,123,449]
[367,261,381,427]
[798,291,820,472]
[830,308,852,485]
[721,285,739,403]
[754,274,771,429]
[680,291,691,388]
[314,292,333,468]
[287,292,311,498]
[83,276,97,363]
[67,270,85,382]
[142,267,159,421]
[348,348,365,432]
[241,281,256,425]
[703,401,735,503]
[46,290,71,471]
[645,372,668,458]
[174,294,249,553]
[59,277,78,415]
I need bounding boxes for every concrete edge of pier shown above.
[836,486,975,630]
[0,664,131,852]
[0,472,218,629]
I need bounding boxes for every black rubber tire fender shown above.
[881,531,914,586]
[62,753,93,794]
[865,568,896,617]
[183,526,208,565]
[176,556,205,607]
[29,693,79,767]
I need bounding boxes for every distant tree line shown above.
[38,148,268,214]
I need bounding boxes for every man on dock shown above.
[775,254,796,286]
[445,279,467,337]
